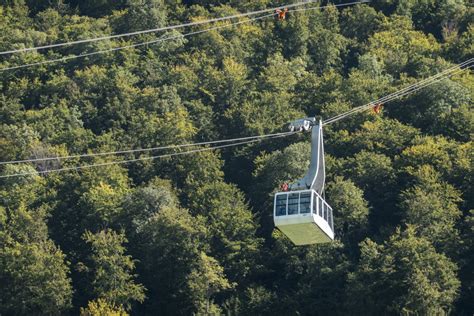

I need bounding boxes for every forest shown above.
[0,0,472,315]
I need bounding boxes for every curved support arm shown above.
[288,119,325,194]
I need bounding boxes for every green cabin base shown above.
[277,222,332,245]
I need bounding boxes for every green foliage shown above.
[0,124,40,162]
[238,285,276,315]
[457,209,474,312]
[397,135,459,180]
[80,298,129,316]
[253,141,310,197]
[47,163,131,260]
[389,0,468,36]
[399,165,462,252]
[189,181,262,281]
[132,203,231,314]
[187,252,233,315]
[81,229,145,310]
[344,150,395,191]
[392,77,472,139]
[344,55,392,106]
[326,177,369,241]
[0,1,472,314]
[347,226,460,315]
[118,0,166,32]
[348,118,421,156]
[445,24,473,60]
[120,178,177,232]
[174,150,224,198]
[0,238,73,314]
[67,0,126,17]
[224,53,306,135]
[266,238,351,315]
[341,5,383,41]
[367,15,441,75]
[0,177,72,315]
[306,5,348,74]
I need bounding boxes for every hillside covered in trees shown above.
[0,0,473,315]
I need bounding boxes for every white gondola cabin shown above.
[274,118,335,245]
[274,190,334,245]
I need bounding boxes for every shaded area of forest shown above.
[0,0,473,315]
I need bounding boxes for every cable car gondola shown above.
[274,118,335,245]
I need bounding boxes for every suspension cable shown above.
[1,61,471,171]
[0,132,299,179]
[0,0,331,55]
[0,13,273,72]
[0,1,370,72]
[325,59,472,124]
[1,61,471,178]
[0,131,296,165]
[323,59,473,125]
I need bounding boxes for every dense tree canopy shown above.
[0,0,472,314]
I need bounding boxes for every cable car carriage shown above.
[274,118,335,245]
